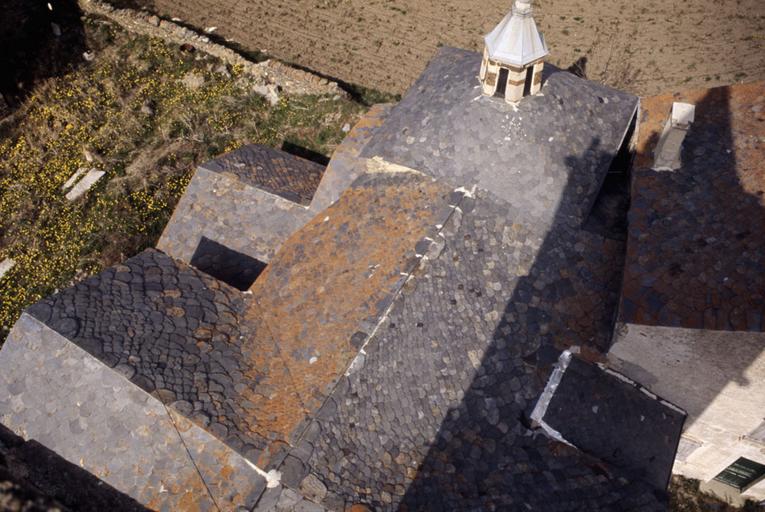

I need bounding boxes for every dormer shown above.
[480,0,549,103]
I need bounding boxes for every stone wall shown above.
[78,0,343,99]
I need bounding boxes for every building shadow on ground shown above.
[0,0,87,109]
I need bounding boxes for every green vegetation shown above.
[0,15,367,342]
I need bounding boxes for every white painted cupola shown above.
[480,0,549,103]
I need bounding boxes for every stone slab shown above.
[0,259,15,281]
[61,167,88,191]
[64,169,104,201]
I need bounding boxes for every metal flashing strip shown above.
[597,363,687,416]
[529,348,577,446]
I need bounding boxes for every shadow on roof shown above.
[0,423,149,511]
[610,84,765,434]
[396,135,672,510]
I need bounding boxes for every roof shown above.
[24,249,294,463]
[13,168,459,468]
[0,46,687,511]
[157,162,314,265]
[484,0,549,68]
[619,82,765,330]
[157,118,391,268]
[309,104,393,214]
[361,47,639,229]
[201,144,326,206]
[0,312,266,510]
[245,170,457,441]
[280,187,666,510]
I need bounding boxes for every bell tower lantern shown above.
[480,0,549,103]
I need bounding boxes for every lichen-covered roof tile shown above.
[248,171,456,421]
[285,189,661,510]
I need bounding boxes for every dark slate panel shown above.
[361,47,638,229]
[539,356,686,490]
[201,144,326,206]
[190,236,267,290]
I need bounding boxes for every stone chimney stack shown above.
[480,0,549,103]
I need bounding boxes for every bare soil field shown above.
[133,0,765,96]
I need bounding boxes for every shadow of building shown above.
[397,133,666,509]
[0,0,87,109]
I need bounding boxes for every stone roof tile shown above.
[284,188,663,510]
[361,47,639,229]
[620,82,765,331]
[201,144,326,206]
[247,171,458,436]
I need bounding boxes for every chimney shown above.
[480,0,549,103]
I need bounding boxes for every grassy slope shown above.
[0,15,367,340]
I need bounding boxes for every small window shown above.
[523,67,534,97]
[713,457,765,491]
[495,68,509,98]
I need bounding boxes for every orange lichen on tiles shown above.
[622,81,765,330]
[636,82,765,175]
[248,173,452,418]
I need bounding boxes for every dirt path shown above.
[139,0,765,96]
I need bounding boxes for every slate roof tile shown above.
[286,188,661,510]
[25,249,301,468]
[246,171,457,446]
[361,47,639,229]
[201,144,326,206]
